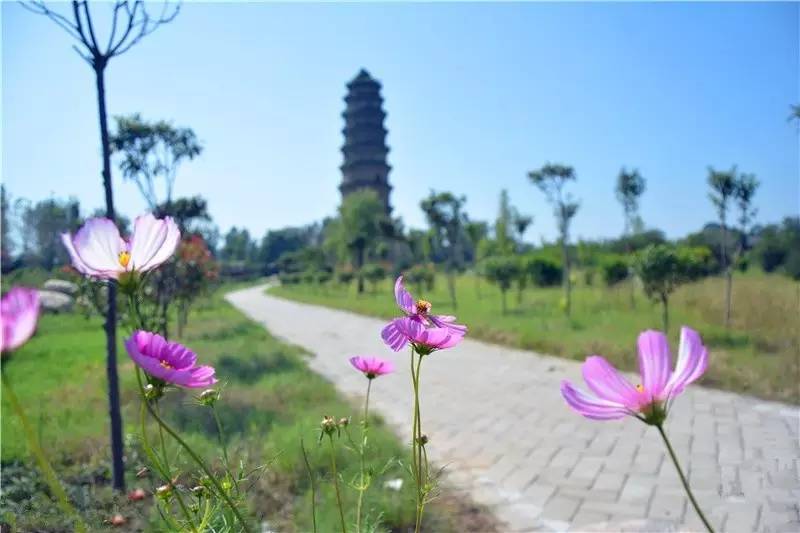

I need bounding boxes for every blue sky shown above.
[2,2,798,243]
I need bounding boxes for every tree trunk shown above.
[447,270,457,310]
[562,240,571,317]
[721,223,731,328]
[661,293,669,334]
[501,289,507,315]
[724,268,733,329]
[356,245,365,294]
[626,238,636,309]
[95,62,125,492]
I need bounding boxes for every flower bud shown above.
[191,485,205,497]
[136,467,149,478]
[109,514,127,526]
[338,417,350,427]
[127,488,147,501]
[417,434,429,445]
[155,484,173,500]
[198,388,220,407]
[320,415,337,435]
[143,383,164,401]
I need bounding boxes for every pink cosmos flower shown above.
[62,214,180,280]
[382,316,464,354]
[392,276,467,334]
[125,330,217,388]
[381,276,467,352]
[349,356,395,379]
[1,287,40,354]
[561,327,708,423]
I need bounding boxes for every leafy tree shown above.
[336,190,390,293]
[633,244,684,333]
[1,186,12,268]
[22,0,180,491]
[752,217,800,275]
[221,227,255,262]
[512,213,533,252]
[420,191,468,309]
[482,255,519,314]
[23,197,82,270]
[112,114,202,209]
[407,229,433,265]
[615,168,646,306]
[495,189,515,254]
[256,225,319,275]
[154,195,211,234]
[528,163,580,316]
[464,221,489,296]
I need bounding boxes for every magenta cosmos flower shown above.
[392,276,467,334]
[561,327,708,424]
[125,330,217,388]
[381,276,467,353]
[382,316,464,354]
[1,288,40,355]
[349,356,395,379]
[62,214,180,280]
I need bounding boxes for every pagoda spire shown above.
[339,69,392,213]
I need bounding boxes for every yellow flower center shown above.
[416,299,432,315]
[118,251,131,268]
[159,360,174,370]
[635,384,645,393]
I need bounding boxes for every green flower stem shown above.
[211,404,239,494]
[354,378,373,533]
[410,347,427,533]
[155,402,197,532]
[300,439,318,533]
[135,371,197,531]
[656,424,715,533]
[2,372,87,533]
[135,369,251,532]
[328,435,347,533]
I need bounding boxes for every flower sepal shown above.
[142,382,165,402]
[638,401,668,427]
[117,270,144,297]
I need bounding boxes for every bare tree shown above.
[22,0,180,491]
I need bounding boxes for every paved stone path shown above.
[227,286,799,533]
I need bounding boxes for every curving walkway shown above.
[227,285,799,533]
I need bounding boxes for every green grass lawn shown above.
[1,287,483,531]
[270,271,799,404]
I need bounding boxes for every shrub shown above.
[675,245,718,280]
[361,263,387,290]
[335,268,355,285]
[405,264,435,292]
[527,256,562,287]
[278,272,301,285]
[600,256,629,286]
[483,255,520,313]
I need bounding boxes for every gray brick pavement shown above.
[227,286,800,532]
